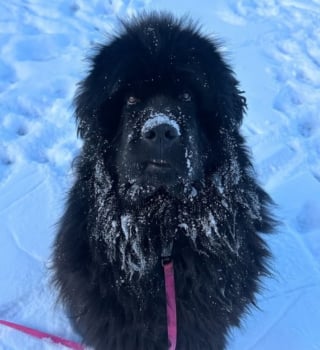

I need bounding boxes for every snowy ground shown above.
[1,0,320,349]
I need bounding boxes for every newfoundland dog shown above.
[52,12,275,350]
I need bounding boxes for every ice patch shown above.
[141,113,181,136]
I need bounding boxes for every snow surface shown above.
[1,0,320,349]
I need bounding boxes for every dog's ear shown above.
[73,43,129,142]
[207,58,247,131]
[220,82,247,131]
[197,73,247,134]
[176,34,247,132]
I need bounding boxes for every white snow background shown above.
[1,0,320,349]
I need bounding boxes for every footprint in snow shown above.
[12,34,70,62]
[297,111,319,139]
[309,139,320,183]
[0,60,16,92]
[2,114,30,137]
[0,145,14,180]
[273,84,302,115]
[296,200,320,234]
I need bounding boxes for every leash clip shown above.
[161,240,174,265]
[161,255,172,266]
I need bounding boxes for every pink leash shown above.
[162,258,177,350]
[0,319,84,349]
[0,260,177,350]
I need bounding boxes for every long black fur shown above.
[52,13,276,350]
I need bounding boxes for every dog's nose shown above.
[142,124,180,146]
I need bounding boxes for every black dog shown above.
[52,13,275,350]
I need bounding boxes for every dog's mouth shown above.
[123,159,179,196]
[143,159,176,184]
[146,160,172,170]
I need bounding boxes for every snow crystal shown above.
[185,147,194,178]
[178,223,189,230]
[202,211,218,237]
[121,214,132,240]
[190,186,198,197]
[212,174,224,194]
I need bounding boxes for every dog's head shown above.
[75,13,246,201]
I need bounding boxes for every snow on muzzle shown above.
[141,113,181,139]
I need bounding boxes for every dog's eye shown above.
[179,92,192,102]
[127,96,140,106]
